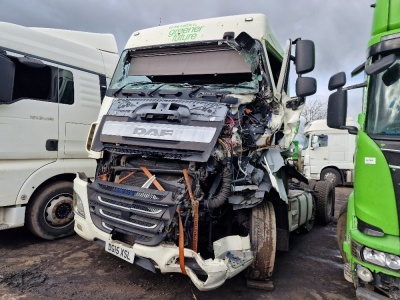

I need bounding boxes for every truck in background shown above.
[73,14,334,291]
[328,0,400,298]
[302,118,356,186]
[0,22,119,239]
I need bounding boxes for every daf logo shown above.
[133,127,174,137]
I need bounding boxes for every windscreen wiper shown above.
[188,85,204,97]
[112,82,150,97]
[147,84,166,97]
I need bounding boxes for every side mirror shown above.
[328,72,346,91]
[295,40,315,75]
[0,54,15,103]
[365,53,396,75]
[382,63,400,86]
[311,136,319,149]
[327,90,348,129]
[235,32,256,52]
[296,77,317,97]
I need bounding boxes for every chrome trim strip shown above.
[102,222,113,231]
[99,209,157,229]
[389,165,400,170]
[98,196,163,215]
[98,196,129,211]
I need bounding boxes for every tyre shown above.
[336,204,348,263]
[247,201,276,280]
[314,180,334,225]
[25,181,74,240]
[320,168,342,187]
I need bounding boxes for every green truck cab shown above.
[328,1,400,298]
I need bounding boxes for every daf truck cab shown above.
[328,1,400,298]
[0,22,119,239]
[302,118,356,186]
[74,14,334,291]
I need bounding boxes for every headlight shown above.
[362,246,400,270]
[386,254,400,270]
[363,248,386,267]
[73,192,85,218]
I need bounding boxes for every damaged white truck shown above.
[73,14,334,291]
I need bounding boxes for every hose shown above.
[204,165,233,209]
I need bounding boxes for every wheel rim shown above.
[324,172,337,184]
[44,193,74,228]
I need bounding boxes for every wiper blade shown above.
[112,83,132,97]
[121,90,145,96]
[147,83,166,97]
[188,85,204,97]
[112,82,150,97]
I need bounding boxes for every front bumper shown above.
[73,174,254,291]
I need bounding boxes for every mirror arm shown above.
[341,126,358,135]
[343,81,367,91]
[351,62,366,77]
[285,96,305,110]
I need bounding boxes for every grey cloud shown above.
[0,0,375,119]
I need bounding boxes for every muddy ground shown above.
[0,187,354,300]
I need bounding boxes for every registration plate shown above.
[105,241,135,264]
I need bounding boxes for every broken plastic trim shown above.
[131,235,254,291]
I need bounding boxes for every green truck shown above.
[327,1,400,298]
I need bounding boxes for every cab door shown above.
[0,52,59,205]
[309,134,329,175]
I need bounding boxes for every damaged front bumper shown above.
[73,174,254,291]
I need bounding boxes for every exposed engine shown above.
[87,94,291,258]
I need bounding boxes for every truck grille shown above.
[88,179,177,246]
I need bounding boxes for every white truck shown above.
[73,14,334,291]
[301,118,356,186]
[0,22,119,239]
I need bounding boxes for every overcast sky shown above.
[0,0,375,120]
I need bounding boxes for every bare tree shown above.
[301,97,327,125]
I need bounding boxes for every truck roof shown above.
[369,0,400,47]
[0,22,118,78]
[125,14,283,60]
[304,118,355,135]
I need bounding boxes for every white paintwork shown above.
[125,14,283,58]
[302,119,356,183]
[0,22,119,230]
[0,207,25,230]
[0,22,118,78]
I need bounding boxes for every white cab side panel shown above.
[15,158,96,206]
[59,68,102,158]
[0,160,54,206]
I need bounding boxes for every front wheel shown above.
[247,201,276,280]
[25,181,74,240]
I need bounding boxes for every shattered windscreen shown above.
[108,42,261,94]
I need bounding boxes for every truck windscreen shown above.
[366,53,400,136]
[109,43,259,89]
